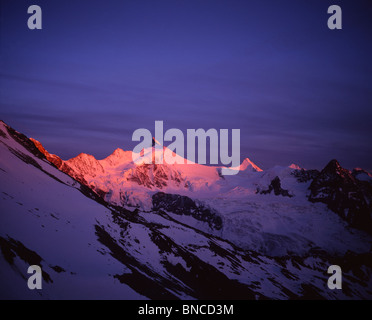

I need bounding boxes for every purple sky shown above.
[1,0,371,170]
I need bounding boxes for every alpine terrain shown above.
[0,120,371,299]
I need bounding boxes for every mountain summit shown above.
[29,135,262,206]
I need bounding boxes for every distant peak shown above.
[106,148,132,160]
[324,159,342,171]
[77,152,91,158]
[321,159,352,178]
[240,158,262,172]
[289,163,301,170]
[112,147,126,155]
[101,147,132,166]
[68,152,97,162]
[329,159,340,166]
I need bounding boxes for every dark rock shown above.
[152,192,222,230]
[4,123,46,161]
[309,160,372,233]
[51,265,66,273]
[0,236,53,283]
[259,176,293,197]
[292,169,320,183]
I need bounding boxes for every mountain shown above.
[31,138,224,209]
[28,126,372,243]
[236,157,263,172]
[309,159,372,233]
[1,120,372,299]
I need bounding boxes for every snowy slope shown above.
[0,122,146,299]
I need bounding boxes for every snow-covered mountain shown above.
[32,133,372,238]
[1,120,371,299]
[32,136,261,209]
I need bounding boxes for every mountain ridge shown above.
[24,123,372,235]
[1,120,372,299]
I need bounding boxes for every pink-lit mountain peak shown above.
[65,152,104,177]
[31,136,262,177]
[28,137,263,206]
[240,158,262,172]
[101,148,132,167]
[66,152,99,166]
[289,163,302,170]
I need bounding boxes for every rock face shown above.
[292,168,320,183]
[30,138,63,169]
[64,153,104,179]
[259,176,293,198]
[152,192,223,230]
[2,124,46,162]
[309,160,372,233]
[125,164,185,189]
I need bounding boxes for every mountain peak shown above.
[327,159,341,167]
[75,152,95,160]
[289,163,301,170]
[66,152,101,166]
[102,147,133,167]
[112,147,126,155]
[240,157,262,172]
[65,152,104,178]
[323,159,345,176]
[309,159,372,233]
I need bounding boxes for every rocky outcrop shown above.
[125,164,185,189]
[3,123,47,161]
[292,168,320,183]
[29,138,107,198]
[152,192,222,230]
[309,160,372,233]
[259,176,293,197]
[30,138,63,169]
